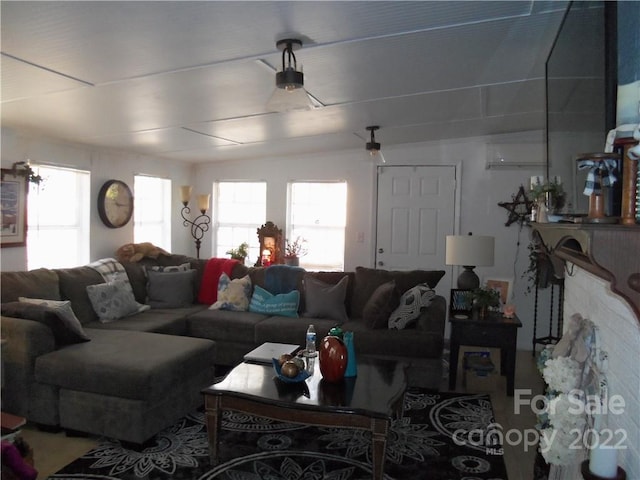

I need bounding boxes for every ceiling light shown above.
[266,38,312,112]
[365,126,385,163]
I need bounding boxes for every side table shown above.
[448,312,522,396]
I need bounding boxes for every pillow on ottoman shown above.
[388,283,436,330]
[362,280,399,329]
[303,275,349,322]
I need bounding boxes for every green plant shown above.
[522,240,553,295]
[9,161,43,185]
[467,287,501,309]
[226,242,249,260]
[529,180,565,212]
[284,236,308,258]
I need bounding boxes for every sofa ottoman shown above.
[34,328,216,444]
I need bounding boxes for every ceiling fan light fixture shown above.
[275,39,304,91]
[366,126,381,155]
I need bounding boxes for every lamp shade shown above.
[445,235,494,267]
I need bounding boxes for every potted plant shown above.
[522,240,554,295]
[529,180,565,215]
[284,236,308,266]
[467,287,500,319]
[226,242,249,263]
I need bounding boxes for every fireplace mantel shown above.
[531,223,640,322]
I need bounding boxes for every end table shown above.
[448,312,522,396]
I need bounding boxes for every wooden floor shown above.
[20,349,544,480]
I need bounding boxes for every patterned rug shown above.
[47,390,508,479]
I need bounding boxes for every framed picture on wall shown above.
[1,169,28,248]
[484,277,513,305]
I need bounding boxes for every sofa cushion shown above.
[210,273,252,311]
[1,269,60,304]
[362,280,399,329]
[351,267,445,318]
[388,284,436,330]
[1,301,90,346]
[56,267,105,324]
[86,280,148,322]
[249,286,299,318]
[34,329,215,401]
[187,308,269,343]
[340,319,443,359]
[146,269,197,308]
[254,316,337,347]
[303,274,348,322]
[83,306,203,335]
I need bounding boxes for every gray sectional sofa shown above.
[1,253,446,445]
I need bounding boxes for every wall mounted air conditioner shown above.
[485,142,545,169]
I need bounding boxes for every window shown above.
[288,182,347,271]
[214,182,266,264]
[134,175,171,251]
[27,165,90,269]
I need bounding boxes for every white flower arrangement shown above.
[536,353,586,466]
[542,356,581,394]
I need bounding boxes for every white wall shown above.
[563,266,640,480]
[1,127,194,270]
[2,126,552,349]
[195,132,549,349]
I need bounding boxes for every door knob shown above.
[378,261,384,266]
[378,248,384,253]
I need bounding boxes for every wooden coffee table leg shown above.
[371,417,390,480]
[204,395,222,465]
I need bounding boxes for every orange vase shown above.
[319,335,347,383]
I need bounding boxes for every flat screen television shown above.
[545,1,617,215]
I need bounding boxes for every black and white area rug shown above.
[48,390,508,480]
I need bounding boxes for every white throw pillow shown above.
[210,273,252,311]
[388,283,436,330]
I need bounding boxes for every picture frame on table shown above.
[484,277,513,305]
[1,169,28,248]
[449,288,473,319]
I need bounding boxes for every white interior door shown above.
[376,165,456,297]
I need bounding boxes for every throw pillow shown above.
[249,285,300,318]
[388,283,436,330]
[17,297,90,340]
[86,280,147,322]
[303,275,348,322]
[362,280,399,329]
[146,269,197,308]
[146,262,191,273]
[210,273,252,312]
[1,301,90,346]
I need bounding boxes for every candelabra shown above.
[180,186,211,259]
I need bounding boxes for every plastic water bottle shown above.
[306,324,317,357]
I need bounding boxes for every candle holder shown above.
[179,186,211,259]
[581,460,626,480]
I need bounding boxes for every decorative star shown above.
[498,185,533,226]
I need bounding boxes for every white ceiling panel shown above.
[1,1,569,163]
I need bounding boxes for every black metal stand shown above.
[532,272,564,356]
[181,205,211,259]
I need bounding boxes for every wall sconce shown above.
[445,232,495,289]
[180,185,211,259]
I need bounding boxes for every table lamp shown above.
[445,233,495,289]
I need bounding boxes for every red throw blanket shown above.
[197,258,239,305]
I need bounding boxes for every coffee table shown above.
[202,356,407,480]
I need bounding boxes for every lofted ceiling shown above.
[1,1,568,164]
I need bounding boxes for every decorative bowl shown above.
[272,358,310,383]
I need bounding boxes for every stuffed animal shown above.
[115,242,170,263]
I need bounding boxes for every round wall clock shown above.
[97,180,133,228]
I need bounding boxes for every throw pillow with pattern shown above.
[249,285,300,318]
[210,273,252,311]
[86,280,149,322]
[388,283,436,330]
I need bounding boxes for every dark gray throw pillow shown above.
[1,301,91,346]
[146,269,197,308]
[362,280,399,329]
[303,274,349,322]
